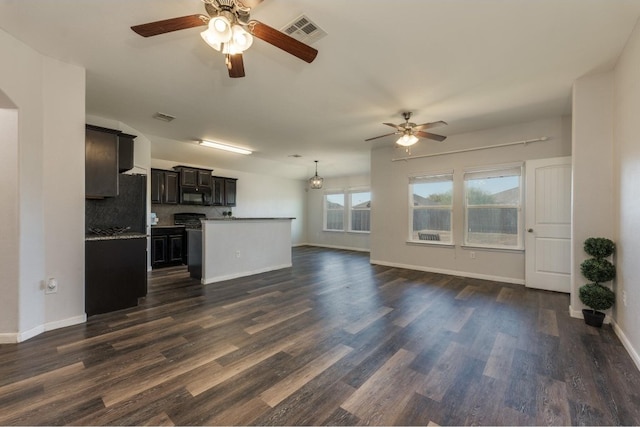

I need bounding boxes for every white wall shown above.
[151,159,307,245]
[370,116,571,284]
[305,174,371,251]
[0,28,86,342]
[42,58,86,330]
[613,17,640,368]
[570,73,615,314]
[0,107,19,335]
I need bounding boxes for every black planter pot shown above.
[582,309,606,327]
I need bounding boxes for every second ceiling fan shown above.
[131,0,318,78]
[366,112,447,147]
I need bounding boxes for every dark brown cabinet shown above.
[85,125,120,198]
[212,176,237,206]
[151,169,179,204]
[151,227,185,268]
[118,133,136,173]
[85,237,147,316]
[174,166,212,190]
[173,166,213,205]
[85,125,137,198]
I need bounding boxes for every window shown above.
[324,193,345,231]
[464,165,523,249]
[323,189,371,232]
[409,173,453,244]
[349,190,371,232]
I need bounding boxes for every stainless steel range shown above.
[173,212,206,229]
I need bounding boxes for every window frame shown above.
[408,172,454,245]
[348,188,371,233]
[463,164,524,250]
[323,191,346,232]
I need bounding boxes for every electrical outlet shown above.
[470,251,476,259]
[45,278,58,294]
[235,250,241,258]
[623,290,627,306]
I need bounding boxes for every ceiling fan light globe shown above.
[397,134,419,147]
[200,30,222,51]
[206,16,232,43]
[231,25,253,52]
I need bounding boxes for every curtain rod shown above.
[391,136,550,162]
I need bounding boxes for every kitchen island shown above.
[196,218,294,284]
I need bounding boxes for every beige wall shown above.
[0,107,19,334]
[305,174,371,251]
[613,17,640,368]
[570,72,615,314]
[370,116,571,284]
[0,28,86,342]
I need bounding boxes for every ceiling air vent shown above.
[152,112,176,122]
[281,15,326,45]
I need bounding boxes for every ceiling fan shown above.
[130,0,318,78]
[365,112,447,147]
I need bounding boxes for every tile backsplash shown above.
[151,204,232,226]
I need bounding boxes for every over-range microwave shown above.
[180,188,212,205]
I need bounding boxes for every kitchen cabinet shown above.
[118,133,136,173]
[85,125,120,198]
[85,237,147,316]
[174,166,212,190]
[212,176,237,206]
[151,226,185,268]
[85,125,137,198]
[151,169,179,204]
[174,166,213,205]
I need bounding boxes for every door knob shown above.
[527,228,534,233]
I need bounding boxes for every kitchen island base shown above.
[201,218,293,284]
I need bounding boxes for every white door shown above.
[525,157,572,292]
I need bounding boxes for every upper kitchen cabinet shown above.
[85,124,137,199]
[212,176,237,206]
[151,169,179,204]
[118,133,136,173]
[174,166,212,190]
[85,125,120,199]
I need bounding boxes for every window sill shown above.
[322,229,370,234]
[406,240,455,248]
[461,245,524,254]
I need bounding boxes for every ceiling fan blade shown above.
[227,54,246,78]
[412,120,448,131]
[249,20,318,63]
[415,131,447,142]
[383,122,402,130]
[131,14,207,37]
[365,132,398,142]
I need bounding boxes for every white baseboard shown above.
[202,263,293,285]
[369,259,525,285]
[45,314,86,332]
[0,333,20,344]
[611,319,640,372]
[304,243,370,253]
[0,314,87,344]
[17,324,45,342]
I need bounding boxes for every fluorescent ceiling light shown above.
[199,140,252,155]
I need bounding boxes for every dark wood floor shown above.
[1,246,639,426]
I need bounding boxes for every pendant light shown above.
[309,160,323,189]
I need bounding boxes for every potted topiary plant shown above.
[578,237,616,327]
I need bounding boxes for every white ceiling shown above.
[1,0,639,179]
